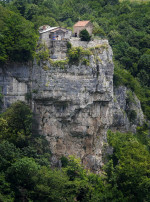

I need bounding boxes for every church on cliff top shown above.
[39,21,93,42]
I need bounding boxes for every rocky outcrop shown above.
[32,39,114,171]
[111,86,144,133]
[0,63,31,110]
[0,39,144,172]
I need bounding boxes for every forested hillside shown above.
[0,0,150,201]
[0,101,150,201]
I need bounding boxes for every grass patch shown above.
[49,58,69,69]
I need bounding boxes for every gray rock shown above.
[0,39,144,172]
[111,86,144,133]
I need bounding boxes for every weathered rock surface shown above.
[32,39,114,171]
[111,86,144,133]
[0,63,31,110]
[0,39,144,172]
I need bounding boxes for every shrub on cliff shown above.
[68,47,91,65]
[79,29,91,41]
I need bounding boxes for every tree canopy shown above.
[0,5,38,64]
[79,29,91,41]
[0,101,150,201]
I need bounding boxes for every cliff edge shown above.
[0,39,144,172]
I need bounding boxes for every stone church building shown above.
[73,21,93,37]
[39,25,72,43]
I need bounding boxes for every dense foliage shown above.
[107,130,150,201]
[0,102,150,201]
[0,5,38,64]
[79,29,91,41]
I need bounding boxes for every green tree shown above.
[0,5,38,64]
[93,22,106,37]
[107,130,150,201]
[0,118,9,138]
[7,157,40,188]
[0,141,22,171]
[79,29,91,41]
[0,173,14,202]
[1,101,32,147]
[32,15,58,29]
[24,3,39,20]
[138,54,150,73]
[33,167,69,201]
[7,157,40,200]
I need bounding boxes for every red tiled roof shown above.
[74,21,90,27]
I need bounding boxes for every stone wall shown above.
[73,22,93,36]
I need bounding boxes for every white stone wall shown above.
[85,23,93,35]
[73,26,85,36]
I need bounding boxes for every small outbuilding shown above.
[39,25,72,42]
[73,21,93,37]
[49,27,72,41]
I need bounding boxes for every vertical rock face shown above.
[111,86,144,133]
[32,40,114,171]
[0,63,30,111]
[0,39,144,172]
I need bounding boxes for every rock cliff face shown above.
[112,86,144,133]
[32,39,114,171]
[0,39,144,172]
